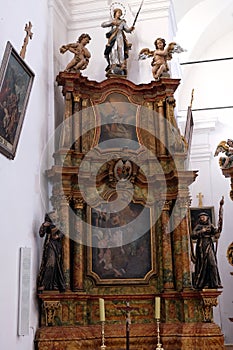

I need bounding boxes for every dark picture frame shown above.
[0,41,34,159]
[189,206,216,264]
[189,206,215,232]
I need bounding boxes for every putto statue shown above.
[139,38,185,80]
[60,33,91,73]
[101,3,136,77]
[214,138,233,169]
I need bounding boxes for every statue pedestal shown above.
[200,289,222,323]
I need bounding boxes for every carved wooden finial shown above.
[196,192,204,207]
[20,21,33,59]
[190,88,194,109]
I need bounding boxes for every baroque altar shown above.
[35,71,224,349]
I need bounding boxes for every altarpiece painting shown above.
[88,202,154,284]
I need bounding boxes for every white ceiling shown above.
[173,0,233,61]
[173,0,204,23]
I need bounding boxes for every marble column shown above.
[156,99,166,155]
[72,204,84,291]
[172,198,192,291]
[59,195,71,290]
[160,200,174,291]
[73,92,81,152]
[60,92,73,149]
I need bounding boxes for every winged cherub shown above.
[214,139,233,168]
[139,38,185,80]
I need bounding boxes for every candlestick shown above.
[155,297,160,319]
[155,318,164,350]
[100,321,106,349]
[99,298,105,322]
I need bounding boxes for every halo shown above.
[110,2,126,19]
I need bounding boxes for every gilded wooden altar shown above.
[35,73,224,349]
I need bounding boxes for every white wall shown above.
[176,0,233,344]
[0,1,50,349]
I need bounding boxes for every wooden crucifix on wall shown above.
[20,21,33,59]
[196,192,204,207]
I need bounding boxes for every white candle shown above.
[155,297,160,319]
[99,298,105,322]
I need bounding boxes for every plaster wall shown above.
[176,3,233,343]
[187,112,233,344]
[0,1,51,349]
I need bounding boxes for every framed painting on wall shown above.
[0,41,34,159]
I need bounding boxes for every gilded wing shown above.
[214,140,229,156]
[138,48,154,60]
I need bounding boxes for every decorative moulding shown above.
[52,0,70,27]
[67,0,173,31]
[193,115,218,133]
[190,144,212,162]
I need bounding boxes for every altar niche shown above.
[88,202,154,284]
